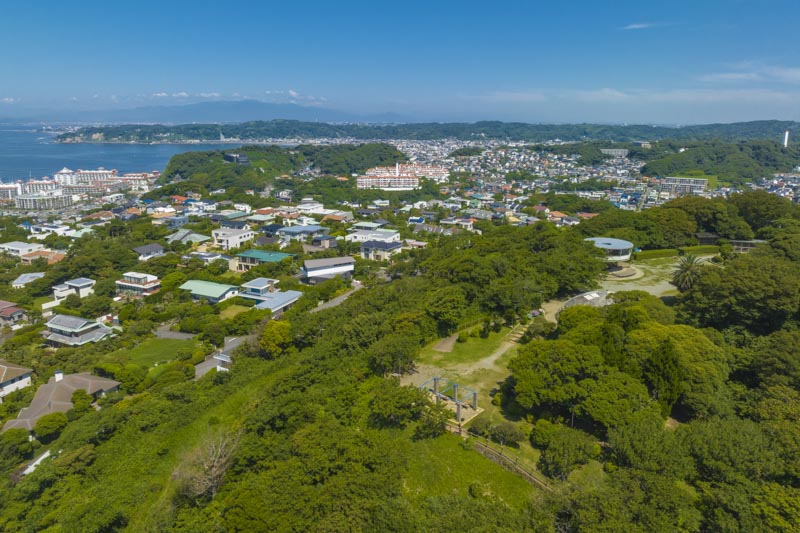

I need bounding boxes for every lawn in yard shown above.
[220,304,249,320]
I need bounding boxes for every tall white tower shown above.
[783,130,790,148]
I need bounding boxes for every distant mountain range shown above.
[0,99,411,125]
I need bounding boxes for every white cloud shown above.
[0,97,17,104]
[621,23,655,30]
[700,63,800,85]
[288,89,300,98]
[698,72,762,82]
[152,92,169,97]
[172,91,189,98]
[197,92,221,98]
[572,88,630,102]
[483,91,547,103]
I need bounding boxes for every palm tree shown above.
[671,254,704,291]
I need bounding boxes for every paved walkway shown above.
[155,324,196,340]
[310,284,363,313]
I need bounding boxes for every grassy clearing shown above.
[568,460,606,489]
[107,337,198,367]
[404,432,537,508]
[417,327,511,366]
[219,305,249,320]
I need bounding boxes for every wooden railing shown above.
[445,422,553,492]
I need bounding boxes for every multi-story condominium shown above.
[365,163,450,183]
[116,272,161,298]
[661,177,708,195]
[356,175,419,191]
[54,167,118,185]
[14,190,73,210]
[21,180,58,194]
[0,183,22,200]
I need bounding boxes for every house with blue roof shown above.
[238,278,302,317]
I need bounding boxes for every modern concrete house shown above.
[116,272,161,298]
[0,241,44,257]
[212,228,255,250]
[301,256,355,284]
[232,250,294,272]
[52,277,95,302]
[238,278,302,316]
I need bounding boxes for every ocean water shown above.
[0,126,232,181]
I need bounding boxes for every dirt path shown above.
[403,326,524,388]
[432,334,458,353]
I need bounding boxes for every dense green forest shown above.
[57,119,800,143]
[640,140,800,184]
[150,143,406,200]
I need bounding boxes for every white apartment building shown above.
[22,180,58,194]
[212,228,255,250]
[54,167,118,185]
[356,175,419,191]
[365,163,450,183]
[0,183,22,200]
[15,190,73,210]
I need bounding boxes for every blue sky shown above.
[1,0,799,123]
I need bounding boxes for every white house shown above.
[42,278,96,313]
[301,256,355,284]
[212,228,255,250]
[0,241,45,257]
[344,229,400,243]
[0,360,32,401]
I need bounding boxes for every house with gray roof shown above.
[238,278,302,316]
[3,371,119,432]
[301,256,355,284]
[179,280,239,304]
[0,360,32,401]
[42,314,113,347]
[11,272,45,289]
[360,240,402,261]
[166,229,211,245]
[133,243,166,261]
